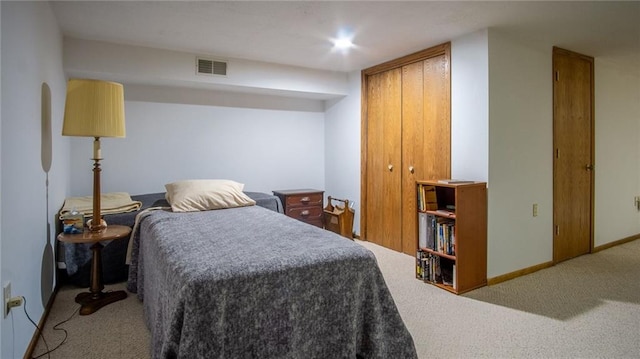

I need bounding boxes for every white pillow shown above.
[165,179,256,212]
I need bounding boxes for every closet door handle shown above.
[388,164,394,172]
[408,166,415,174]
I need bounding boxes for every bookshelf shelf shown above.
[425,209,456,219]
[419,247,456,261]
[416,180,487,294]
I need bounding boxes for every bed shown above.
[57,191,282,287]
[127,202,417,358]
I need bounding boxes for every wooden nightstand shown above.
[57,225,131,315]
[273,189,324,228]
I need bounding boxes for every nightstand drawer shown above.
[285,193,323,208]
[286,206,323,222]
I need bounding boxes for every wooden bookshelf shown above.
[416,180,487,294]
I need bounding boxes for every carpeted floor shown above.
[32,238,640,358]
[31,283,149,359]
[363,238,640,358]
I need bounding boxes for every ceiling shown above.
[51,1,640,73]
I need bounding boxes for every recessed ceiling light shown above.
[333,37,354,49]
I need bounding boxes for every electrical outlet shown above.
[7,296,23,311]
[3,282,11,318]
[3,282,23,316]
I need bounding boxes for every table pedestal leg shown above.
[74,242,127,315]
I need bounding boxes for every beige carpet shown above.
[31,284,149,359]
[32,239,640,358]
[361,238,640,358]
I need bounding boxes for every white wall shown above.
[324,71,361,234]
[594,60,640,245]
[69,97,326,197]
[1,2,68,357]
[64,38,349,100]
[451,30,489,182]
[486,29,554,277]
[125,84,326,113]
[63,37,344,205]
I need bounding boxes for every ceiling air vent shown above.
[196,57,227,76]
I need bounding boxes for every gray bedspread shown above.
[128,205,417,359]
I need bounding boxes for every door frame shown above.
[552,46,595,262]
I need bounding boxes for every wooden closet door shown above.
[401,55,451,255]
[421,55,451,180]
[365,68,403,251]
[553,47,594,262]
[362,42,451,254]
[401,62,423,255]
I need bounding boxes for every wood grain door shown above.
[401,55,451,254]
[553,47,594,263]
[364,68,403,251]
[362,43,451,254]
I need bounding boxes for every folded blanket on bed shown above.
[125,206,170,265]
[59,192,142,219]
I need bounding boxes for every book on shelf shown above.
[418,212,429,248]
[424,185,438,210]
[436,217,455,255]
[417,184,438,211]
[426,213,436,250]
[415,250,429,281]
[418,212,427,248]
[437,179,474,184]
[419,252,439,284]
[452,264,456,290]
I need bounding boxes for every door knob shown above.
[408,166,415,174]
[585,164,594,171]
[388,164,394,171]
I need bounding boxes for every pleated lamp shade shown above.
[62,79,126,138]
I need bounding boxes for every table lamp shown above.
[62,79,125,233]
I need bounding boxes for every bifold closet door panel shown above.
[400,57,451,255]
[365,68,403,251]
[401,61,424,254]
[422,54,451,180]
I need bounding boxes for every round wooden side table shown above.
[57,225,132,315]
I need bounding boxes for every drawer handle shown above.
[301,210,310,216]
[300,197,310,203]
